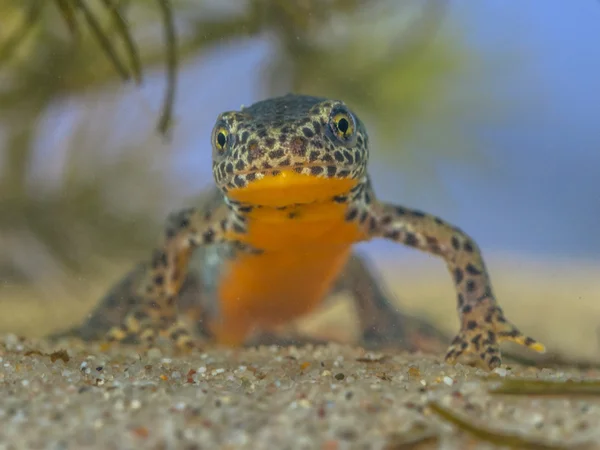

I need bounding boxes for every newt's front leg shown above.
[105,203,244,349]
[353,197,545,369]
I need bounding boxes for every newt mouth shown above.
[235,163,344,177]
[225,168,359,207]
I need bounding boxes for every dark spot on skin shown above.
[233,175,245,187]
[404,232,418,247]
[524,337,536,346]
[466,320,477,330]
[395,207,406,216]
[153,275,164,286]
[232,222,245,234]
[411,210,425,218]
[465,263,482,275]
[308,151,320,163]
[326,166,337,177]
[312,121,321,134]
[463,240,474,253]
[368,217,377,233]
[462,305,472,314]
[359,211,368,224]
[240,131,250,144]
[235,159,245,171]
[343,150,354,164]
[332,195,346,203]
[471,334,482,350]
[288,212,298,219]
[302,127,314,138]
[178,217,190,229]
[451,236,460,251]
[237,205,253,213]
[246,172,256,182]
[310,166,324,176]
[167,296,176,306]
[265,137,276,149]
[257,128,268,138]
[454,268,464,284]
[385,230,400,240]
[345,209,358,221]
[268,149,285,159]
[333,151,345,163]
[380,216,392,226]
[457,293,465,307]
[466,280,476,292]
[485,331,496,344]
[202,230,214,244]
[434,217,444,225]
[499,329,520,338]
[488,356,501,367]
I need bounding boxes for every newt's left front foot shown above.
[362,201,546,370]
[444,298,545,369]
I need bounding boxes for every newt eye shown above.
[213,125,230,152]
[329,107,356,143]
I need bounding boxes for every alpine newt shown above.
[57,94,546,369]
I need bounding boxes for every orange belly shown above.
[212,244,353,345]
[210,170,367,345]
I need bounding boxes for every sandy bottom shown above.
[2,253,600,448]
[2,335,600,450]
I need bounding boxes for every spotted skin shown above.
[85,94,545,369]
[53,237,449,354]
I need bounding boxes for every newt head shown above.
[211,94,369,208]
